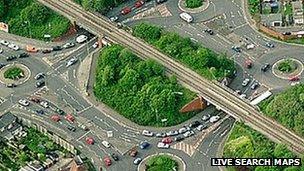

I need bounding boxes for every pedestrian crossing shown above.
[171,142,196,156]
[33,86,49,96]
[157,4,172,17]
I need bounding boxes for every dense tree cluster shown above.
[259,84,304,137]
[93,45,197,127]
[1,0,70,40]
[75,0,125,14]
[133,23,236,80]
[224,123,303,171]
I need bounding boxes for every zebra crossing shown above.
[171,142,196,156]
[157,4,172,17]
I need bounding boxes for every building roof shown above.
[0,112,17,129]
[261,13,283,26]
[292,1,303,11]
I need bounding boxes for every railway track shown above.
[39,0,304,154]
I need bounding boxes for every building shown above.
[292,1,304,25]
[0,112,23,141]
[261,13,283,27]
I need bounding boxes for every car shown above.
[174,136,184,142]
[155,0,167,4]
[18,99,30,106]
[29,96,41,103]
[142,130,154,137]
[288,76,300,81]
[134,0,144,8]
[261,63,270,72]
[52,46,62,51]
[242,78,250,87]
[92,42,99,48]
[162,137,173,144]
[40,101,49,108]
[65,114,75,123]
[51,115,60,122]
[139,141,150,149]
[157,142,170,149]
[202,114,210,121]
[0,40,9,46]
[239,94,246,99]
[183,131,194,138]
[36,80,45,88]
[66,57,78,67]
[67,126,76,132]
[42,49,52,54]
[178,127,187,134]
[189,121,201,128]
[266,42,275,48]
[104,157,112,166]
[6,83,16,88]
[34,73,45,80]
[251,82,259,90]
[245,60,253,69]
[129,148,138,157]
[121,7,131,15]
[0,63,6,69]
[156,133,166,138]
[111,153,119,161]
[110,16,118,22]
[0,48,3,53]
[116,22,123,29]
[35,109,44,115]
[133,158,142,165]
[283,32,291,35]
[235,90,241,95]
[102,141,111,148]
[76,35,88,43]
[86,137,94,145]
[197,124,207,131]
[6,55,17,61]
[56,108,65,115]
[204,29,214,35]
[210,115,220,123]
[246,43,255,50]
[231,46,241,53]
[62,42,75,49]
[18,53,29,58]
[8,43,19,51]
[166,130,179,136]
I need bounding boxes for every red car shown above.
[162,137,173,144]
[29,96,41,103]
[51,115,60,122]
[104,156,112,166]
[134,0,144,8]
[121,7,131,15]
[65,114,75,123]
[288,76,300,81]
[86,137,94,145]
[245,59,253,69]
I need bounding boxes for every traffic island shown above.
[138,153,186,171]
[178,0,209,13]
[0,63,31,85]
[272,58,303,80]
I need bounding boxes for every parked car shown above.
[129,148,138,157]
[204,29,214,35]
[157,142,170,149]
[92,42,99,48]
[76,35,88,43]
[51,115,60,122]
[34,73,45,80]
[189,121,201,128]
[183,131,194,138]
[242,78,250,86]
[40,101,49,108]
[121,7,131,15]
[110,16,118,22]
[288,76,300,81]
[86,137,94,145]
[179,12,193,23]
[111,153,119,161]
[104,157,112,166]
[197,124,207,131]
[65,114,75,123]
[102,141,111,148]
[18,53,29,58]
[156,133,166,138]
[18,99,30,106]
[251,82,259,90]
[162,137,173,144]
[210,115,220,123]
[6,83,16,88]
[231,46,241,53]
[56,108,65,115]
[36,80,45,88]
[178,127,187,134]
[266,42,275,48]
[66,57,78,67]
[139,141,150,149]
[62,42,75,49]
[174,136,184,142]
[155,0,167,4]
[261,63,270,72]
[42,49,52,54]
[35,109,44,115]
[202,114,210,121]
[166,130,179,136]
[134,0,144,8]
[67,126,76,132]
[6,55,17,61]
[0,40,9,46]
[282,32,291,35]
[0,63,6,69]
[133,158,142,165]
[142,130,154,137]
[29,96,41,103]
[239,94,246,99]
[52,46,62,51]
[8,43,19,50]
[246,43,255,50]
[245,60,253,69]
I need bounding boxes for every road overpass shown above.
[38,0,304,154]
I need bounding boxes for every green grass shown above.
[146,155,178,171]
[4,67,24,80]
[277,59,296,73]
[284,3,293,16]
[1,0,70,40]
[185,0,203,9]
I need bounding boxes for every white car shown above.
[142,130,154,137]
[157,142,170,149]
[18,99,30,106]
[210,115,220,123]
[246,43,255,50]
[76,35,88,43]
[40,101,49,108]
[166,130,179,136]
[66,57,78,67]
[133,158,142,165]
[92,42,99,48]
[0,48,3,54]
[202,114,210,121]
[8,43,19,51]
[183,131,194,138]
[239,94,247,99]
[110,16,118,22]
[0,40,9,46]
[197,125,207,131]
[178,127,187,134]
[102,140,111,148]
[62,42,75,49]
[242,78,250,87]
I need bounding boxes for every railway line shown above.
[39,0,304,154]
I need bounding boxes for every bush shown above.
[4,67,24,80]
[132,23,236,80]
[277,59,296,73]
[93,45,197,127]
[76,0,125,14]
[146,155,178,171]
[185,0,203,8]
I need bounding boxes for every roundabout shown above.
[178,0,209,13]
[0,63,31,85]
[272,58,303,80]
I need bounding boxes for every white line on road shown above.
[190,38,198,42]
[184,31,193,36]
[77,130,91,141]
[73,69,76,78]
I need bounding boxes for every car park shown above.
[251,82,259,90]
[76,35,88,43]
[18,53,29,58]
[202,114,210,121]
[174,136,184,142]
[133,158,142,165]
[183,131,194,138]
[134,0,144,8]
[110,16,118,22]
[121,7,131,15]
[35,109,44,115]
[52,46,62,51]
[204,29,214,35]
[34,73,45,80]
[157,142,170,149]
[18,99,30,106]
[67,126,76,132]
[189,121,201,128]
[261,63,270,72]
[36,80,45,88]
[62,42,75,49]
[8,43,19,50]
[102,140,111,148]
[104,157,112,166]
[6,55,17,61]
[6,83,16,88]
[0,40,9,46]
[66,57,78,67]
[139,141,150,149]
[142,130,154,137]
[166,130,179,136]
[156,133,166,138]
[40,101,49,108]
[197,124,207,131]
[210,115,220,123]
[266,42,275,48]
[242,78,250,86]
[86,137,94,145]
[51,115,60,122]
[42,49,52,54]
[111,153,119,161]
[162,137,173,144]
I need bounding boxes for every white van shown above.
[180,12,193,23]
[102,140,111,148]
[76,35,88,43]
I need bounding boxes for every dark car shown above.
[0,63,6,69]
[18,53,29,58]
[189,121,201,129]
[283,32,291,35]
[261,63,270,72]
[231,46,241,53]
[36,80,45,88]
[35,109,44,115]
[111,153,119,161]
[56,108,65,115]
[174,136,184,142]
[6,55,17,61]
[67,126,76,132]
[6,83,16,88]
[42,49,52,54]
[52,46,62,51]
[251,82,259,90]
[204,29,214,35]
[139,141,150,149]
[155,0,167,4]
[265,42,275,48]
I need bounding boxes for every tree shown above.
[274,144,295,158]
[0,0,5,18]
[20,3,49,25]
[101,65,114,86]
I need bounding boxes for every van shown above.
[102,141,111,148]
[76,35,88,43]
[180,12,193,23]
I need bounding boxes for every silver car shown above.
[242,78,250,86]
[66,57,78,67]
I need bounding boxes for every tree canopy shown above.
[76,0,125,14]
